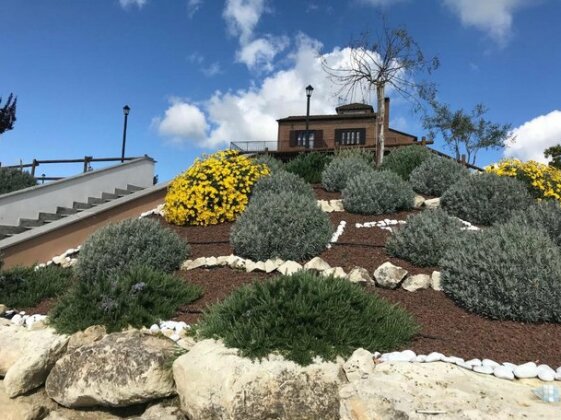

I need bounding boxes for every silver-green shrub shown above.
[342,170,415,215]
[441,172,531,225]
[440,222,561,323]
[321,155,374,192]
[75,218,189,281]
[508,200,561,247]
[231,191,333,261]
[251,170,314,200]
[253,154,284,174]
[380,146,432,180]
[409,157,470,197]
[385,208,465,267]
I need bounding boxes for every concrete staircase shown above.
[0,184,144,241]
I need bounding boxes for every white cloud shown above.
[359,0,407,6]
[156,34,387,149]
[442,0,529,45]
[119,0,147,9]
[202,62,223,77]
[153,100,209,145]
[187,0,203,17]
[504,111,561,163]
[236,36,290,71]
[223,0,266,44]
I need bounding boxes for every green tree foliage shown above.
[423,100,512,165]
[0,94,17,135]
[544,144,561,170]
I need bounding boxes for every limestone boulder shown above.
[0,325,69,397]
[46,331,178,408]
[346,267,373,285]
[373,262,408,289]
[431,271,442,291]
[423,197,441,209]
[276,260,303,276]
[401,274,431,292]
[303,256,331,272]
[1,381,58,420]
[413,195,425,209]
[173,339,344,420]
[339,361,558,419]
[67,325,107,352]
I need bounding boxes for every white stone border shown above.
[327,220,346,249]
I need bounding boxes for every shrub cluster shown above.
[196,271,418,365]
[486,159,561,201]
[284,152,332,184]
[440,222,561,323]
[253,154,284,174]
[251,170,314,200]
[409,157,470,197]
[380,146,432,180]
[49,266,202,334]
[385,209,465,267]
[321,155,374,192]
[441,172,531,225]
[508,200,561,247]
[164,149,270,226]
[0,265,73,308]
[230,191,332,261]
[0,168,37,195]
[342,170,415,215]
[75,218,189,281]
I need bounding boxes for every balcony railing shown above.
[230,141,278,153]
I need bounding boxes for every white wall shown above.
[0,157,154,226]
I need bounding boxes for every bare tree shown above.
[322,20,438,166]
[0,93,17,135]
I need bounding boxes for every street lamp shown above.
[121,105,130,163]
[305,85,313,148]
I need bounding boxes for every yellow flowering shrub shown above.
[164,150,270,226]
[486,159,561,201]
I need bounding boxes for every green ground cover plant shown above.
[284,152,332,184]
[196,271,418,365]
[380,146,432,180]
[321,155,374,192]
[409,156,470,196]
[251,169,314,199]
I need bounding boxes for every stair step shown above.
[0,224,31,236]
[126,184,144,193]
[38,212,63,222]
[19,218,47,228]
[87,197,104,205]
[101,192,119,201]
[56,206,79,216]
[114,187,134,197]
[73,201,93,210]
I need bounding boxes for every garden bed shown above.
[12,185,561,368]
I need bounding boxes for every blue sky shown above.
[2,0,561,181]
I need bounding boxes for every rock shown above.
[216,256,229,266]
[44,407,122,420]
[254,261,266,272]
[339,361,559,419]
[373,262,408,289]
[245,260,258,272]
[173,339,343,420]
[264,258,283,273]
[0,326,69,398]
[182,257,206,270]
[276,261,303,276]
[67,325,106,352]
[441,356,464,364]
[425,352,444,363]
[204,256,218,267]
[473,365,494,375]
[304,256,331,272]
[413,195,425,209]
[1,381,59,420]
[46,331,178,408]
[136,402,186,420]
[423,197,441,209]
[346,267,373,285]
[414,355,427,363]
[401,274,431,292]
[513,362,538,379]
[493,365,515,380]
[465,358,482,367]
[321,267,346,279]
[431,271,442,291]
[176,336,197,351]
[537,365,556,382]
[379,350,416,363]
[343,349,375,382]
[318,200,334,212]
[0,304,7,314]
[329,199,344,212]
[228,256,246,270]
[481,359,500,369]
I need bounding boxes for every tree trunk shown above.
[375,84,385,167]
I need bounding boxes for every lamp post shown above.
[305,85,313,147]
[121,105,130,163]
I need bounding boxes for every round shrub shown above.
[441,172,532,225]
[440,222,561,323]
[486,159,561,201]
[285,152,332,184]
[230,191,332,261]
[385,208,465,267]
[196,271,419,365]
[0,168,36,195]
[409,157,470,197]
[380,146,432,180]
[253,154,284,174]
[164,149,270,226]
[342,170,415,215]
[251,170,314,200]
[49,266,202,334]
[508,200,561,247]
[75,218,189,281]
[321,156,374,192]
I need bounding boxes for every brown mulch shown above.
[15,186,561,368]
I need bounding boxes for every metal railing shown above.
[0,156,146,181]
[230,141,277,153]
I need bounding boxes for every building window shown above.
[335,128,366,146]
[291,130,321,149]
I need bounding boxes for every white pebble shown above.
[11,314,24,326]
[503,362,517,370]
[456,361,473,370]
[538,370,556,382]
[441,356,464,364]
[425,352,444,363]
[494,366,515,380]
[465,358,482,367]
[415,355,427,363]
[473,365,494,375]
[513,362,538,379]
[482,359,500,369]
[149,324,160,334]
